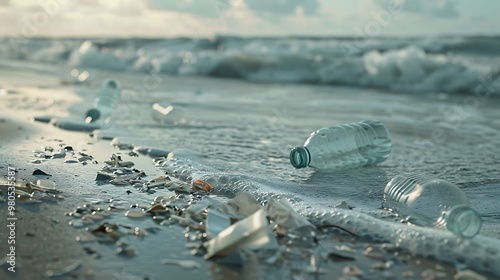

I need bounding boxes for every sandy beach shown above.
[1,58,499,280]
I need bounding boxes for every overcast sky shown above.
[1,0,498,38]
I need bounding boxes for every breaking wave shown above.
[1,36,499,94]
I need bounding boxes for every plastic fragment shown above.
[161,258,200,269]
[222,192,261,219]
[206,209,231,239]
[45,261,82,277]
[204,209,278,259]
[265,197,314,231]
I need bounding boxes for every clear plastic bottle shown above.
[85,79,121,124]
[383,175,482,238]
[290,120,391,170]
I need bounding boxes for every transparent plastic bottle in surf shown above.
[383,175,482,238]
[85,79,121,124]
[290,120,391,170]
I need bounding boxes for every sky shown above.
[0,0,499,38]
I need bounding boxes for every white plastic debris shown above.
[186,196,226,216]
[36,179,57,190]
[221,192,261,219]
[161,258,200,269]
[265,197,315,231]
[204,209,278,259]
[206,209,231,239]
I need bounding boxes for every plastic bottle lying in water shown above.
[85,79,121,124]
[383,175,482,238]
[290,120,391,170]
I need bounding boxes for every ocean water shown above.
[1,36,500,94]
[1,36,500,277]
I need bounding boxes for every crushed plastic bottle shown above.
[290,120,391,170]
[383,175,482,238]
[85,79,121,124]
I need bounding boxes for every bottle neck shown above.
[290,146,311,169]
[440,205,482,239]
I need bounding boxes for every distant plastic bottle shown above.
[383,175,482,238]
[290,120,391,170]
[85,79,121,124]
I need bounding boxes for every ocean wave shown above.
[1,36,499,94]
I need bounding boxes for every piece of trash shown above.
[36,179,56,190]
[85,79,121,124]
[206,209,231,239]
[95,173,113,181]
[161,258,200,269]
[51,150,66,159]
[115,243,136,257]
[454,269,487,280]
[222,192,261,219]
[363,246,387,259]
[186,196,226,216]
[30,115,53,123]
[165,180,191,193]
[151,102,188,126]
[125,210,145,219]
[76,234,97,243]
[69,220,85,228]
[33,169,51,176]
[45,261,82,277]
[192,179,213,192]
[289,120,391,170]
[265,197,314,231]
[343,265,363,277]
[334,201,350,209]
[384,175,482,238]
[204,209,278,259]
[147,176,169,188]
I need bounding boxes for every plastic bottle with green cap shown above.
[85,79,121,124]
[383,175,482,238]
[290,120,391,170]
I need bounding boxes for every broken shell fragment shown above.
[191,179,213,192]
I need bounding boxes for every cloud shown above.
[371,0,459,18]
[0,0,223,37]
[0,0,8,6]
[245,0,319,15]
[149,0,219,18]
